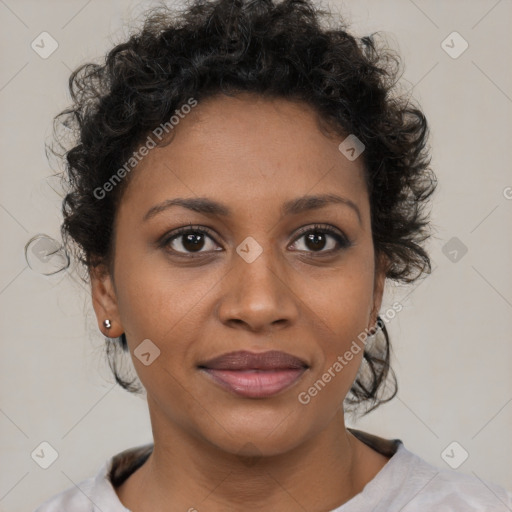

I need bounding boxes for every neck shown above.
[117,408,381,512]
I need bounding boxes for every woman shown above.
[35,0,512,510]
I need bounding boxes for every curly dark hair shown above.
[52,0,436,415]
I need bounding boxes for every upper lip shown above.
[198,350,309,370]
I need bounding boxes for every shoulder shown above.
[390,445,512,511]
[33,474,98,512]
[33,444,152,512]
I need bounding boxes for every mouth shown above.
[197,350,309,398]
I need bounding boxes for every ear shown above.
[90,264,124,338]
[369,253,388,332]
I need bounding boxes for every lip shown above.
[198,350,309,398]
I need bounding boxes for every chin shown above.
[197,409,311,457]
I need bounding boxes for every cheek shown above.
[113,244,210,339]
[296,255,375,394]
[112,251,223,398]
[296,285,370,414]
[302,258,375,338]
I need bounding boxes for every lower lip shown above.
[201,368,307,398]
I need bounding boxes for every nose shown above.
[216,245,299,333]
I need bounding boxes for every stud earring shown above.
[103,319,112,329]
[368,316,384,337]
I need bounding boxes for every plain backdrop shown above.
[0,0,511,510]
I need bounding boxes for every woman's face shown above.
[92,93,386,456]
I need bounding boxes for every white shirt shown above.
[34,429,512,511]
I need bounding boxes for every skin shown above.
[91,92,390,512]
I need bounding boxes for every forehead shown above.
[119,93,369,221]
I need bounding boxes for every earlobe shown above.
[90,265,123,338]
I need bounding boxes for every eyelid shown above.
[289,223,352,251]
[159,224,219,247]
[292,223,347,241]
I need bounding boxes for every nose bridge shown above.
[217,236,298,329]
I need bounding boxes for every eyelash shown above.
[160,223,352,258]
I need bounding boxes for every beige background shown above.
[0,0,511,510]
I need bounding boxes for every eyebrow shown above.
[143,193,362,225]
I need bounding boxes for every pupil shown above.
[306,232,326,251]
[183,233,204,252]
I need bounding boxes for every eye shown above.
[162,226,221,256]
[289,224,352,254]
[160,223,352,258]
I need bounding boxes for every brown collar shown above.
[347,427,402,458]
[109,443,153,488]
